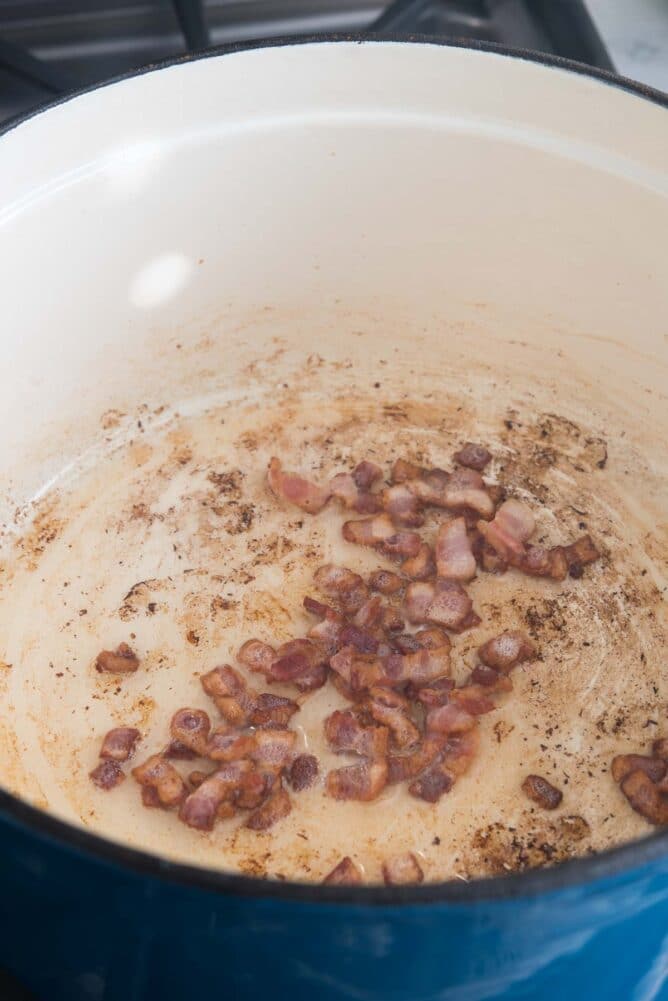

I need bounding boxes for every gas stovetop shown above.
[0,0,615,126]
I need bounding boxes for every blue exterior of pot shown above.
[1,794,668,1001]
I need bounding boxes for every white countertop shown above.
[586,0,668,92]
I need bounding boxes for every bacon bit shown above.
[611,754,667,784]
[342,513,395,548]
[522,774,563,810]
[249,693,299,727]
[352,595,384,630]
[170,708,211,756]
[653,739,668,761]
[404,581,436,623]
[90,759,124,790]
[187,769,209,789]
[426,703,476,735]
[413,677,455,708]
[387,735,446,783]
[408,764,453,802]
[267,457,330,514]
[478,498,535,561]
[132,754,188,808]
[391,458,424,484]
[383,644,451,686]
[563,534,601,578]
[368,570,404,595]
[381,606,404,634]
[471,529,509,574]
[382,484,424,527]
[454,443,492,471]
[237,639,276,679]
[99,727,140,762]
[382,852,425,885]
[435,517,476,581]
[619,770,668,825]
[271,638,325,682]
[235,769,273,810]
[405,468,450,506]
[165,740,198,760]
[287,753,319,791]
[353,461,383,490]
[180,761,251,830]
[207,728,257,763]
[519,545,568,581]
[326,759,388,801]
[449,685,495,716]
[330,473,381,514]
[303,595,330,618]
[306,606,344,655]
[325,710,389,759]
[338,623,379,654]
[95,642,139,674]
[425,580,475,632]
[401,543,435,580]
[367,688,420,749]
[416,627,451,649]
[323,856,363,885]
[380,530,423,560]
[442,729,479,777]
[478,631,536,672]
[440,467,495,518]
[314,564,369,613]
[470,664,513,692]
[246,781,292,831]
[408,731,479,802]
[251,728,297,771]
[201,665,255,726]
[293,661,329,692]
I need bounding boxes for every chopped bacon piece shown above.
[235,769,273,810]
[287,753,319,791]
[611,754,667,784]
[425,580,475,632]
[325,710,389,759]
[314,564,369,613]
[653,739,668,761]
[207,728,257,762]
[342,513,395,548]
[563,534,601,578]
[478,498,535,561]
[401,543,435,580]
[326,759,388,801]
[478,631,536,672]
[170,708,211,756]
[367,687,420,749]
[201,665,255,726]
[306,606,344,655]
[338,623,379,655]
[99,726,140,762]
[442,730,479,777]
[368,570,404,595]
[293,661,329,692]
[237,639,276,679]
[330,473,381,514]
[426,703,476,735]
[435,517,476,581]
[522,774,563,810]
[382,644,451,686]
[404,581,436,624]
[249,692,299,727]
[439,467,495,518]
[413,677,455,708]
[246,781,292,830]
[179,761,251,830]
[470,664,513,692]
[132,754,188,808]
[95,642,139,674]
[267,457,330,514]
[519,545,568,581]
[449,685,495,716]
[380,531,423,560]
[165,740,198,760]
[405,468,450,506]
[271,638,325,682]
[620,770,668,825]
[382,484,424,527]
[382,852,424,885]
[381,606,404,634]
[408,764,453,802]
[454,443,492,471]
[391,458,424,484]
[353,461,383,490]
[353,595,384,629]
[408,731,479,802]
[471,529,509,574]
[187,769,209,789]
[251,728,297,771]
[323,856,364,885]
[90,759,124,790]
[415,627,451,649]
[387,735,446,783]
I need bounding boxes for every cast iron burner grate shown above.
[0,0,613,126]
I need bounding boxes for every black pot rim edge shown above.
[1,32,667,907]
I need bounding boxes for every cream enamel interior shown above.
[0,42,666,883]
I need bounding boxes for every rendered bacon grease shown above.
[90,443,607,883]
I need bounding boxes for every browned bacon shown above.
[435,517,476,581]
[405,468,450,506]
[323,856,363,885]
[368,570,404,595]
[132,754,188,808]
[478,631,536,672]
[413,677,455,708]
[408,763,453,802]
[338,623,379,655]
[382,644,451,686]
[382,484,424,527]
[330,473,382,514]
[325,710,389,759]
[387,735,446,783]
[342,513,396,548]
[179,761,251,830]
[287,754,319,791]
[246,781,292,830]
[439,467,495,518]
[611,754,667,784]
[207,728,257,763]
[454,443,492,471]
[267,457,330,514]
[326,759,388,801]
[250,693,299,727]
[405,579,476,632]
[235,770,273,810]
[90,759,125,790]
[519,545,568,581]
[237,639,276,679]
[271,638,325,683]
[401,543,435,580]
[99,726,140,762]
[449,685,495,716]
[380,530,423,560]
[95,642,139,674]
[619,770,668,825]
[382,852,425,885]
[563,534,601,578]
[522,774,563,810]
[201,665,255,726]
[353,461,383,490]
[477,498,535,561]
[367,688,420,749]
[404,581,436,624]
[426,703,476,735]
[293,661,329,692]
[314,564,369,613]
[251,728,297,771]
[470,664,513,692]
[170,708,211,756]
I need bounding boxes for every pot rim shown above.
[1,33,666,906]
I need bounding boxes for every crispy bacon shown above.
[653,739,668,761]
[401,543,435,580]
[250,692,299,727]
[267,457,330,514]
[90,759,124,790]
[326,759,388,801]
[367,688,420,749]
[325,710,389,759]
[323,856,363,885]
[405,468,450,506]
[338,623,379,655]
[293,661,329,692]
[306,605,344,655]
[439,467,495,518]
[454,443,492,471]
[426,703,476,735]
[522,774,563,810]
[207,728,257,762]
[519,545,568,581]
[165,740,198,760]
[611,754,667,784]
[201,665,255,726]
[382,852,425,885]
[408,764,453,802]
[380,530,423,560]
[382,484,424,527]
[408,731,479,801]
[342,513,396,548]
[330,472,381,514]
[478,631,536,672]
[170,708,211,756]
[449,685,495,716]
[271,638,325,682]
[471,529,509,574]
[314,564,369,613]
[413,677,455,708]
[414,579,476,632]
[95,642,139,674]
[368,570,404,595]
[287,754,319,791]
[478,498,535,561]
[353,595,384,629]
[251,728,297,771]
[435,517,476,581]
[470,664,513,692]
[382,644,451,686]
[246,781,292,830]
[235,769,273,810]
[179,761,251,830]
[391,458,424,484]
[99,726,140,762]
[620,770,668,825]
[387,735,446,783]
[237,639,276,679]
[353,461,383,490]
[563,534,601,578]
[404,581,436,624]
[132,754,188,808]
